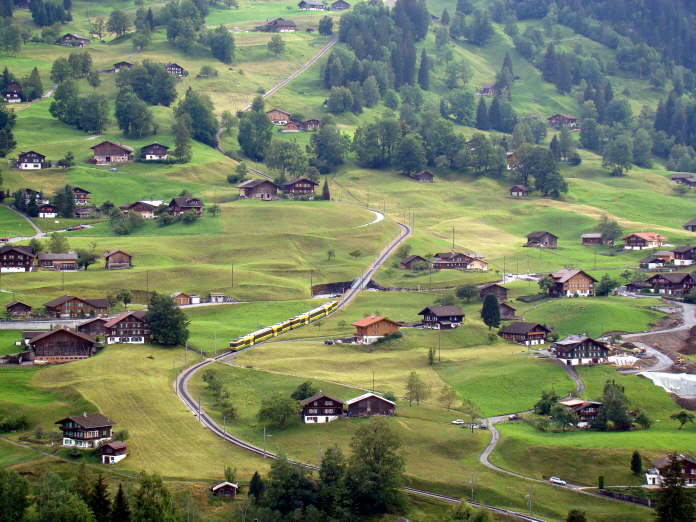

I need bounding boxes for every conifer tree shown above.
[417,49,430,90]
[475,97,489,130]
[481,294,500,330]
[488,97,502,130]
[630,451,642,476]
[88,474,111,522]
[110,484,130,522]
[248,471,265,504]
[440,8,449,25]
[322,179,330,201]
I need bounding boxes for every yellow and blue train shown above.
[228,300,338,351]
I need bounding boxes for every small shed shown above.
[510,185,529,197]
[411,171,434,183]
[100,441,128,464]
[346,393,395,417]
[210,482,239,498]
[6,301,32,317]
[104,250,133,270]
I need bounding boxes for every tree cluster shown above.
[175,87,218,147]
[49,80,109,134]
[202,368,238,420]
[115,60,178,106]
[30,0,71,27]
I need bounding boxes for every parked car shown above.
[451,419,465,425]
[549,477,567,486]
[0,238,8,243]
[67,225,82,231]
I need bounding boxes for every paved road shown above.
[0,319,84,330]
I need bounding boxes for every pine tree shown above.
[440,8,449,25]
[321,180,330,201]
[248,471,265,504]
[555,54,572,94]
[550,135,561,160]
[89,474,111,522]
[110,483,131,522]
[630,451,642,476]
[541,43,557,83]
[488,97,502,130]
[23,67,43,101]
[481,294,500,329]
[475,97,489,130]
[502,52,514,77]
[417,49,430,90]
[172,114,192,163]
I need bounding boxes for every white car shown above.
[451,419,465,425]
[549,476,567,486]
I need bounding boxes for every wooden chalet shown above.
[506,152,519,171]
[30,327,97,364]
[411,170,434,183]
[104,250,132,270]
[19,188,48,206]
[104,310,149,344]
[547,114,578,128]
[510,185,529,197]
[57,33,89,47]
[345,393,395,417]
[3,82,21,103]
[282,177,318,197]
[237,179,279,200]
[499,322,552,346]
[300,393,343,423]
[477,82,498,97]
[479,283,508,302]
[77,317,109,338]
[38,252,78,271]
[303,119,321,130]
[622,232,667,250]
[100,441,128,464]
[165,63,186,77]
[44,295,109,318]
[0,245,36,273]
[16,151,47,170]
[581,233,604,246]
[172,292,192,306]
[6,301,32,317]
[56,413,114,449]
[119,200,163,219]
[72,187,91,206]
[282,121,303,132]
[210,482,239,498]
[418,305,464,329]
[671,173,696,185]
[90,141,133,165]
[400,255,429,270]
[548,269,596,297]
[640,254,668,270]
[499,302,516,320]
[74,207,95,219]
[526,231,558,249]
[169,197,204,217]
[673,246,696,266]
[684,219,696,232]
[646,455,696,488]
[330,0,350,9]
[432,252,488,271]
[552,335,610,366]
[39,205,57,218]
[266,108,292,125]
[298,0,325,9]
[558,398,602,426]
[258,18,297,32]
[351,316,400,344]
[113,61,132,72]
[645,273,695,296]
[141,143,169,160]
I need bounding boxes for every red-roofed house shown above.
[622,233,667,250]
[104,310,149,344]
[351,316,400,343]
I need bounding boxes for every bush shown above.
[383,391,397,403]
[373,332,402,345]
[0,415,29,432]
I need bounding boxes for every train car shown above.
[253,327,274,344]
[229,334,253,351]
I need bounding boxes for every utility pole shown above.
[197,396,201,424]
[451,225,455,249]
[146,270,149,298]
[372,369,375,391]
[438,329,442,362]
[317,440,322,467]
[309,270,313,298]
[61,270,65,291]
[231,264,234,288]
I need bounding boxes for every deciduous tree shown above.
[145,294,190,346]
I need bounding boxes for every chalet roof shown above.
[551,269,597,283]
[331,0,350,5]
[510,185,529,191]
[479,282,506,290]
[61,33,89,40]
[170,197,203,208]
[640,255,664,264]
[684,219,696,227]
[418,305,464,317]
[554,335,607,348]
[673,245,696,253]
[671,173,694,180]
[652,454,696,470]
[401,255,428,265]
[90,141,134,153]
[114,61,132,67]
[500,302,516,311]
[433,251,470,260]
[44,295,108,308]
[548,113,577,120]
[351,315,399,328]
[237,179,278,189]
[266,107,292,116]
[267,18,296,27]
[527,231,557,240]
[0,245,36,257]
[104,250,132,259]
[79,317,108,327]
[581,233,603,239]
[101,441,127,451]
[6,301,31,309]
[31,327,97,346]
[38,252,78,261]
[72,186,90,194]
[104,310,147,328]
[300,0,325,6]
[284,177,318,187]
[142,143,169,151]
[622,232,667,242]
[211,481,239,492]
[55,412,115,429]
[647,272,693,284]
[345,392,396,407]
[499,322,551,335]
[18,150,46,159]
[299,392,344,406]
[166,62,184,69]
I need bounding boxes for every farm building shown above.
[499,322,552,346]
[432,252,487,271]
[16,151,47,169]
[210,482,238,497]
[39,205,57,218]
[673,246,696,266]
[172,292,198,306]
[411,170,434,183]
[258,18,297,32]
[298,0,325,9]
[237,179,279,200]
[100,441,128,464]
[120,201,163,219]
[3,82,22,103]
[19,188,48,206]
[282,177,318,197]
[622,232,667,250]
[44,295,109,318]
[300,393,344,423]
[90,141,133,165]
[547,114,578,128]
[551,335,610,366]
[671,173,696,185]
[477,82,498,96]
[499,302,516,320]
[266,108,292,125]
[581,233,604,246]
[141,143,169,160]
[30,327,97,363]
[331,0,350,9]
[510,185,529,197]
[400,255,429,270]
[169,197,204,217]
[547,269,596,297]
[525,231,558,249]
[418,305,464,329]
[506,152,519,171]
[6,301,32,317]
[77,317,109,338]
[165,63,186,77]
[113,61,132,72]
[0,245,36,272]
[346,393,395,417]
[38,252,78,271]
[303,119,321,130]
[640,255,668,270]
[645,273,695,295]
[646,455,696,487]
[282,121,302,132]
[558,399,603,426]
[57,33,89,47]
[72,187,91,206]
[104,250,133,270]
[351,316,400,343]
[479,283,508,302]
[56,413,114,449]
[105,310,149,344]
